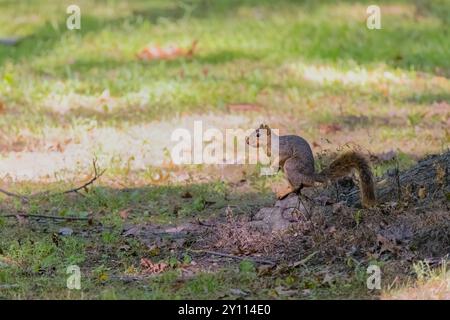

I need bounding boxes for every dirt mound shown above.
[198,151,449,284]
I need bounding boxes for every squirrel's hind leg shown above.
[283,159,316,188]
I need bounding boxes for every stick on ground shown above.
[0,213,90,221]
[189,249,276,266]
[0,158,105,201]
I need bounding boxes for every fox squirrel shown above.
[246,124,376,208]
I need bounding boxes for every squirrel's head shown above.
[245,124,272,156]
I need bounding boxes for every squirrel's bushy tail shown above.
[316,151,376,207]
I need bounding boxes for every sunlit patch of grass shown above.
[372,151,416,177]
[285,62,411,87]
[383,260,450,299]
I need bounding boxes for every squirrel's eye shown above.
[256,133,260,138]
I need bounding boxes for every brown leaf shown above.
[140,258,169,274]
[137,40,197,61]
[119,209,130,220]
[376,234,401,254]
[228,104,262,113]
[319,123,342,135]
[312,141,321,148]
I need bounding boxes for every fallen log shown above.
[343,151,449,206]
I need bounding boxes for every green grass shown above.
[1,0,449,129]
[0,0,449,299]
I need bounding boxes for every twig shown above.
[0,213,90,221]
[289,251,319,268]
[60,158,106,195]
[189,249,276,266]
[0,284,20,289]
[0,158,105,201]
[195,218,214,227]
[0,188,29,202]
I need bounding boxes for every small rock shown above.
[229,288,249,296]
[274,193,299,209]
[58,227,73,236]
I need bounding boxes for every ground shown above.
[0,0,449,299]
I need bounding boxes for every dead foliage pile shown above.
[201,151,449,283]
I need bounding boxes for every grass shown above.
[0,0,449,299]
[383,260,450,299]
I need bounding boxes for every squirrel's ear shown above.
[259,123,265,129]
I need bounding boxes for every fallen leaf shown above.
[137,40,197,61]
[119,209,130,220]
[376,234,401,255]
[319,123,342,135]
[140,258,169,274]
[228,104,262,113]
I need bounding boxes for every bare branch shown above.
[0,188,29,202]
[60,159,106,195]
[0,158,105,201]
[0,213,90,221]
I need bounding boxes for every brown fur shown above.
[246,125,376,207]
[316,151,376,207]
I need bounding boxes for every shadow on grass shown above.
[0,180,272,224]
[1,0,448,75]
